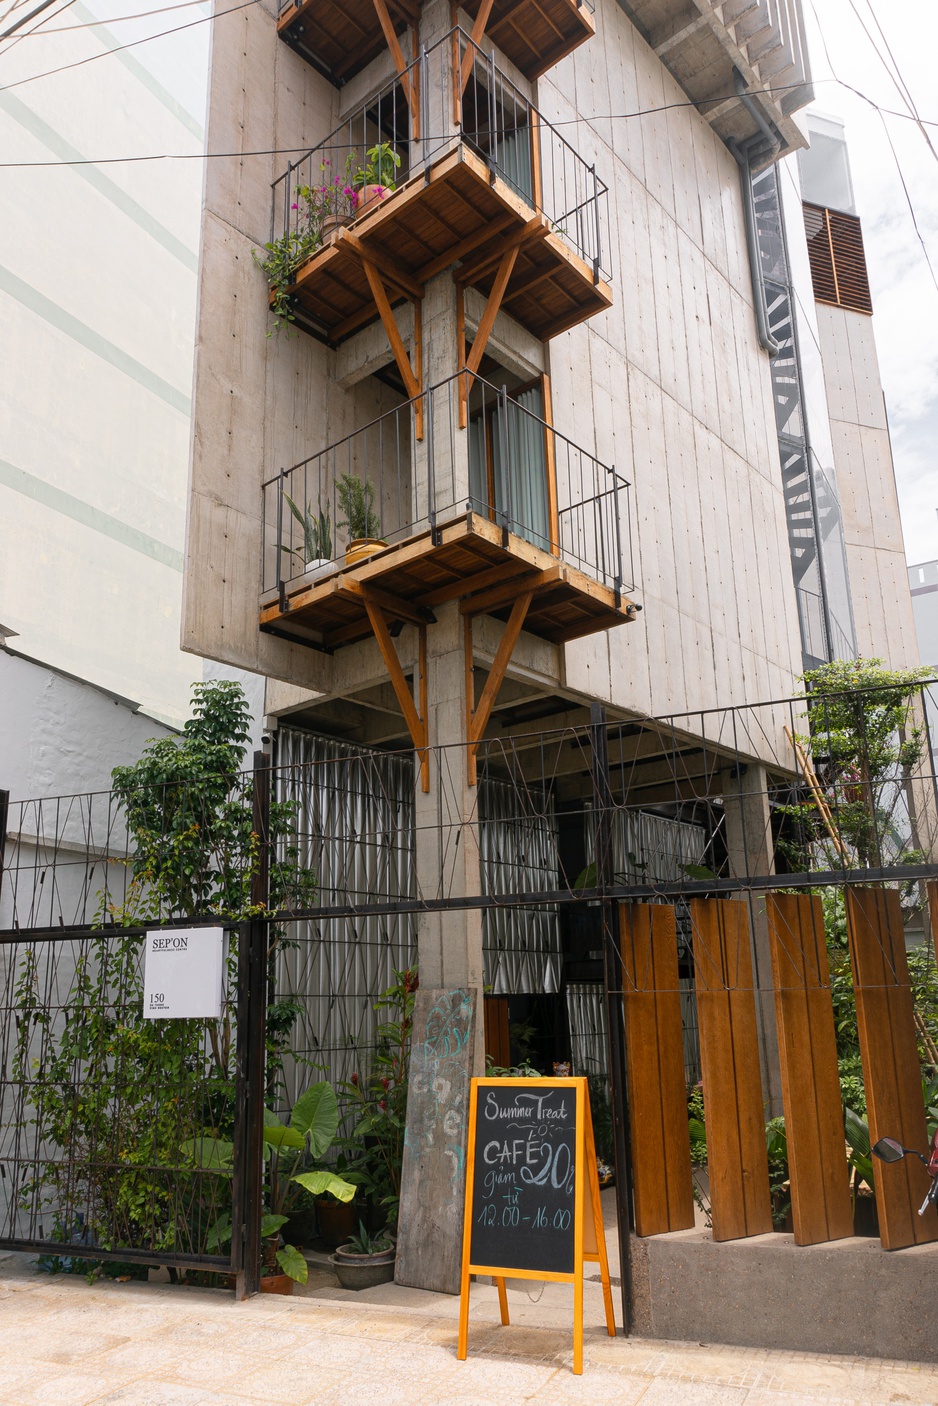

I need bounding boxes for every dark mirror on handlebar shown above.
[872,1137,906,1163]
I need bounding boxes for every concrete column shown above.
[721,763,784,1118]
[397,601,486,1293]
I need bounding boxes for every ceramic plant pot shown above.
[259,1272,295,1295]
[331,1242,396,1291]
[344,538,387,567]
[303,556,332,577]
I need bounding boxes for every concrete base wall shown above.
[631,1228,938,1363]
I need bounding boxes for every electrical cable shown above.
[0,0,259,93]
[10,0,211,34]
[1,77,937,168]
[847,0,938,170]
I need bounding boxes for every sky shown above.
[804,0,938,569]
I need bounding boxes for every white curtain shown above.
[492,384,550,552]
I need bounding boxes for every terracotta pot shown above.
[322,212,353,240]
[260,1272,295,1295]
[355,184,391,216]
[345,538,387,567]
[316,1197,358,1250]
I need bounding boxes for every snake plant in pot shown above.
[282,493,333,576]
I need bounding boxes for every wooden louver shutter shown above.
[802,202,873,315]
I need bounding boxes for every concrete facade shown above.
[183,0,807,720]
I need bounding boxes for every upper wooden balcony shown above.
[277,0,595,85]
[260,371,635,654]
[266,29,611,348]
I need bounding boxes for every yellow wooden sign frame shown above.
[457,1076,615,1374]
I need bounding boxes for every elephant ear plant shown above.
[200,1080,355,1284]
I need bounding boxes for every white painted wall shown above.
[0,0,210,727]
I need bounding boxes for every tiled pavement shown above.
[0,1254,936,1406]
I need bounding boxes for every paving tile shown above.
[638,1381,749,1404]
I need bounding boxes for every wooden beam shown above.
[350,578,436,626]
[416,213,516,284]
[460,565,561,617]
[418,557,535,609]
[466,590,534,784]
[363,597,430,793]
[465,246,519,375]
[361,257,420,400]
[370,0,411,103]
[339,229,423,301]
[454,218,545,285]
[459,0,497,94]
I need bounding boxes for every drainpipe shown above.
[728,67,782,356]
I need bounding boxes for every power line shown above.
[0,0,258,92]
[9,0,211,33]
[0,77,937,169]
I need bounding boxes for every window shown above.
[467,374,557,554]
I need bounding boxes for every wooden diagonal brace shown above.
[363,594,430,792]
[465,246,519,376]
[459,0,497,94]
[360,256,424,440]
[371,0,412,105]
[465,590,534,785]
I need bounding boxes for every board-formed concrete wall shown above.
[815,303,921,671]
[183,0,804,719]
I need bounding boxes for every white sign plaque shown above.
[143,926,226,1020]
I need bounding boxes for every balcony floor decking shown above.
[277,0,413,84]
[281,145,612,345]
[277,0,593,84]
[461,0,594,78]
[260,512,634,650]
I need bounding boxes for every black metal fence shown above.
[1,683,937,1292]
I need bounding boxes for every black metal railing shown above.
[269,27,609,283]
[261,370,632,598]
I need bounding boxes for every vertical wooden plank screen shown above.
[928,879,938,967]
[483,995,510,1069]
[619,902,695,1236]
[846,887,938,1249]
[690,898,773,1241]
[765,893,853,1244]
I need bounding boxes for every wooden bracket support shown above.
[459,0,497,94]
[464,589,534,785]
[371,0,412,106]
[363,590,430,792]
[360,255,424,440]
[456,245,518,430]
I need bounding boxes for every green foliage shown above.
[109,680,316,924]
[344,1219,394,1255]
[484,1057,540,1078]
[341,968,418,1228]
[686,1082,707,1164]
[283,494,333,566]
[354,142,401,192]
[252,226,318,336]
[336,474,382,542]
[587,1074,615,1161]
[779,658,931,871]
[765,1117,790,1228]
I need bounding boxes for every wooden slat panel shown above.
[620,902,695,1236]
[846,887,938,1249]
[765,893,853,1245]
[690,898,773,1241]
[483,995,510,1068]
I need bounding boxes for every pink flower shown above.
[291,202,298,210]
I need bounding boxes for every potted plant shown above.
[336,473,386,565]
[202,1080,356,1293]
[353,142,401,216]
[331,1219,396,1291]
[282,492,333,577]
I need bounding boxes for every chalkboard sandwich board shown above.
[457,1077,615,1375]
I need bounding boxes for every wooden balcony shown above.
[280,144,611,347]
[461,0,594,79]
[260,511,635,652]
[277,0,594,85]
[277,0,416,85]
